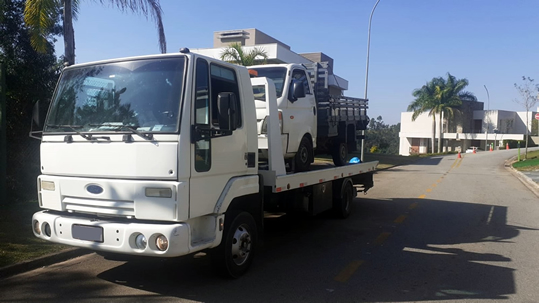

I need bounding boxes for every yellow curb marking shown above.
[426,188,432,192]
[335,260,364,283]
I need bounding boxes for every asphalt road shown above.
[1,150,538,303]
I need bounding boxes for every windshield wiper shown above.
[46,124,94,141]
[89,123,153,140]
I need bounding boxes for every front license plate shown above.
[72,224,104,243]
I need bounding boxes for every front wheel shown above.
[210,211,257,278]
[294,136,313,172]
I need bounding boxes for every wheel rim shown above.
[339,145,347,161]
[231,224,252,266]
[299,146,309,164]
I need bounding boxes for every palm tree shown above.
[408,77,442,153]
[409,73,476,153]
[24,0,167,65]
[220,42,268,66]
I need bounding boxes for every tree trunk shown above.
[525,110,529,159]
[63,0,75,65]
[0,62,6,205]
[431,115,435,153]
[437,112,442,153]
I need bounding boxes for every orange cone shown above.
[473,148,476,154]
[489,145,493,152]
[506,143,509,150]
[458,151,461,158]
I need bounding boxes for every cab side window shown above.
[194,58,211,172]
[210,64,242,128]
[292,69,311,95]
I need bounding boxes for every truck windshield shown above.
[45,57,185,133]
[248,67,286,97]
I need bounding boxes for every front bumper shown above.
[33,211,196,257]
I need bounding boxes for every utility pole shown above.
[362,0,381,162]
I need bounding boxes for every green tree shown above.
[365,116,400,155]
[24,0,167,65]
[220,42,268,66]
[409,73,476,153]
[1,0,61,202]
[514,76,539,159]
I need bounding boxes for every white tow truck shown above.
[31,49,378,278]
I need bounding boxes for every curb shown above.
[505,157,539,198]
[0,248,93,280]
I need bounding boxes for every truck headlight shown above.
[145,188,172,198]
[135,233,147,250]
[41,181,55,191]
[155,235,169,251]
[33,220,41,235]
[260,112,283,134]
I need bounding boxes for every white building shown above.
[191,28,349,96]
[399,101,538,156]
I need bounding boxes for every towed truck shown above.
[30,49,378,278]
[248,62,368,172]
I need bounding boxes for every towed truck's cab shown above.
[34,51,261,263]
[248,64,317,172]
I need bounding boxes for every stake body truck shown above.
[31,50,377,278]
[248,63,369,171]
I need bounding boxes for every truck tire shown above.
[333,179,354,219]
[294,136,313,172]
[210,211,257,278]
[331,142,348,167]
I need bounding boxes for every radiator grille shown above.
[63,197,135,216]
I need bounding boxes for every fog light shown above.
[135,233,147,250]
[145,187,172,198]
[41,181,55,191]
[43,222,51,237]
[33,220,41,235]
[155,235,168,251]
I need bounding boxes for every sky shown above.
[55,0,539,125]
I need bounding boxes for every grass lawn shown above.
[1,152,418,269]
[0,201,68,268]
[513,150,539,171]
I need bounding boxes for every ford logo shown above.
[87,184,104,195]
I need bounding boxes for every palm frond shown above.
[24,0,59,53]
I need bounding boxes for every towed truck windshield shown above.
[45,57,185,134]
[248,67,286,97]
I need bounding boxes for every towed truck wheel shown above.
[331,141,348,166]
[210,211,257,278]
[295,136,313,172]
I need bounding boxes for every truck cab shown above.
[248,64,317,171]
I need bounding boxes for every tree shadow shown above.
[91,197,532,302]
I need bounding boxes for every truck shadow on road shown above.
[92,197,536,302]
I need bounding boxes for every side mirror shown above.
[29,100,43,140]
[288,80,305,102]
[218,92,239,131]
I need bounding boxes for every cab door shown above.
[285,68,317,152]
[189,58,248,218]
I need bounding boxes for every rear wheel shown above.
[294,136,313,172]
[331,141,348,166]
[210,211,257,278]
[333,179,354,219]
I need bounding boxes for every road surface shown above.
[1,150,538,302]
